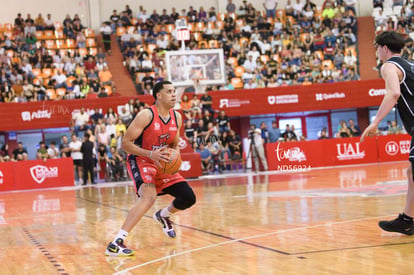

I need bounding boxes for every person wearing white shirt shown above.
[47,141,59,159]
[343,0,357,15]
[247,46,261,61]
[243,55,257,73]
[244,78,258,89]
[138,10,149,23]
[374,10,387,27]
[292,0,304,18]
[106,119,117,138]
[263,0,278,18]
[248,124,268,171]
[69,134,83,184]
[72,107,90,136]
[52,70,67,89]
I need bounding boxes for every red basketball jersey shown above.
[134,105,178,162]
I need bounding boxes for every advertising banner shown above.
[266,140,324,171]
[180,153,202,178]
[323,136,378,166]
[13,158,74,190]
[266,135,405,170]
[0,162,16,192]
[0,95,154,131]
[0,79,385,131]
[377,134,411,162]
[212,79,385,117]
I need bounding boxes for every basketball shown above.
[160,148,182,175]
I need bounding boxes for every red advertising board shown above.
[13,158,74,190]
[266,135,403,171]
[211,79,385,117]
[266,140,325,171]
[0,95,154,131]
[0,79,385,131]
[0,162,16,192]
[180,153,202,178]
[377,134,411,162]
[323,137,378,166]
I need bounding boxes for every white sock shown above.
[160,208,172,218]
[114,229,128,242]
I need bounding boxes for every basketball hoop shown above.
[177,29,190,41]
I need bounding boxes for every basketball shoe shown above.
[105,238,135,256]
[379,214,414,235]
[153,210,176,238]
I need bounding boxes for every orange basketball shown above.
[160,148,182,175]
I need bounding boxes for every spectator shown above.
[69,134,83,184]
[0,144,10,161]
[81,132,95,185]
[282,124,298,141]
[47,141,59,159]
[37,141,49,159]
[260,122,269,143]
[268,121,281,143]
[184,119,196,146]
[72,107,90,136]
[59,135,71,157]
[105,107,118,122]
[348,119,361,137]
[200,91,214,115]
[336,120,351,138]
[248,124,268,171]
[115,119,127,136]
[226,0,236,13]
[108,146,125,181]
[180,94,193,121]
[318,127,329,139]
[12,142,27,161]
[196,143,212,173]
[100,22,112,54]
[216,110,231,133]
[388,120,403,134]
[263,0,278,18]
[228,129,243,160]
[99,65,113,86]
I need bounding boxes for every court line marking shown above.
[113,214,395,275]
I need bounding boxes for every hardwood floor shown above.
[1,161,414,274]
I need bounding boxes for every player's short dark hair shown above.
[374,31,405,53]
[152,80,173,100]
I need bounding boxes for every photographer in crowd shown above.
[248,124,268,172]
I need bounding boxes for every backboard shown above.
[165,49,226,87]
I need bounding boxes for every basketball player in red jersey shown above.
[105,81,196,256]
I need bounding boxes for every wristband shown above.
[149,151,153,159]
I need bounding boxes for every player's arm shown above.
[171,111,182,151]
[361,63,401,142]
[122,109,169,162]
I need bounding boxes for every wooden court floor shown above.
[2,161,414,274]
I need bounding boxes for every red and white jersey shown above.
[134,105,178,163]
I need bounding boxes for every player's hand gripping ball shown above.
[160,148,182,174]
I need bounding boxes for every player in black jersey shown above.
[361,31,414,235]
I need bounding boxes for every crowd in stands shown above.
[0,12,115,103]
[373,0,414,63]
[110,0,360,93]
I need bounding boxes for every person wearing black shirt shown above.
[184,120,196,146]
[200,91,214,115]
[13,142,28,161]
[81,133,95,185]
[59,135,71,157]
[216,110,230,133]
